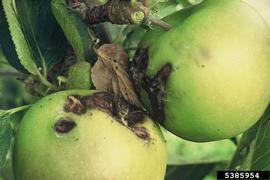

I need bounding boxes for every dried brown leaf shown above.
[91,44,140,106]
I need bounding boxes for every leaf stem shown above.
[36,70,58,90]
[6,104,32,115]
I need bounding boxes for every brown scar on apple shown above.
[130,47,149,91]
[143,63,172,124]
[64,95,87,114]
[63,92,150,141]
[54,118,77,133]
[131,47,172,124]
[132,127,150,142]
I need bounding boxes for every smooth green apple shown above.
[143,0,270,142]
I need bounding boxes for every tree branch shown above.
[71,0,172,30]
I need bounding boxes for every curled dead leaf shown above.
[91,44,140,106]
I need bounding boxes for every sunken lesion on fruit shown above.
[129,47,149,92]
[63,92,151,141]
[143,64,172,124]
[64,95,87,114]
[132,126,150,141]
[54,118,77,133]
[130,48,172,124]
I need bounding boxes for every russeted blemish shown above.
[62,92,151,141]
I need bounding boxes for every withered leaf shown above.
[91,44,140,106]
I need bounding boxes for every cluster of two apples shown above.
[14,0,270,179]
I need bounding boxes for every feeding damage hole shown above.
[54,119,77,134]
[64,95,87,114]
[143,63,172,124]
[63,92,151,141]
[130,48,172,124]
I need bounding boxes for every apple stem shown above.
[6,104,32,115]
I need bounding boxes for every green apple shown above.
[13,90,166,180]
[143,0,270,142]
[139,7,194,48]
[243,0,270,27]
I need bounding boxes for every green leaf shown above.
[162,128,236,165]
[227,122,259,170]
[0,114,12,169]
[250,106,270,170]
[1,0,67,74]
[51,0,96,63]
[204,163,228,180]
[165,163,216,180]
[0,111,7,117]
[1,0,37,74]
[0,2,27,72]
[0,48,6,63]
[15,0,68,70]
[227,105,270,171]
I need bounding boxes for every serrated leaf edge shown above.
[3,0,38,75]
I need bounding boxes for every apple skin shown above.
[243,0,270,27]
[144,0,270,142]
[13,90,166,180]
